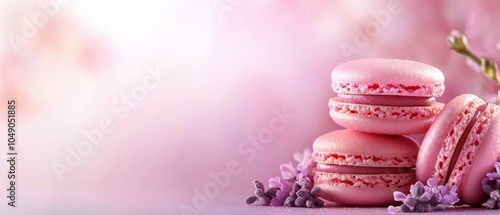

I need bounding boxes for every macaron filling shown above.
[336,94,436,106]
[316,163,414,174]
[332,82,445,97]
[444,103,488,183]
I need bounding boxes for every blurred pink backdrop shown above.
[1,0,500,214]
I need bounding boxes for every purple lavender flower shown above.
[481,162,500,209]
[279,162,296,180]
[270,190,289,206]
[268,176,293,192]
[246,148,322,208]
[388,178,459,213]
[245,180,277,206]
[296,173,312,188]
[294,148,315,177]
[486,162,500,181]
[268,171,299,206]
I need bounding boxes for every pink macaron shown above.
[416,94,500,206]
[329,58,445,135]
[313,129,419,205]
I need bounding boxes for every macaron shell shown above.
[331,58,445,97]
[329,99,444,135]
[460,112,500,205]
[447,104,500,191]
[313,130,419,167]
[314,171,415,205]
[416,94,484,184]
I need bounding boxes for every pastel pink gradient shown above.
[0,0,498,214]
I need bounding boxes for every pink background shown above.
[1,0,500,214]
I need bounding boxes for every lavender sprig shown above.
[388,178,459,213]
[481,162,500,209]
[245,148,323,208]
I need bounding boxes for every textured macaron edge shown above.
[331,82,445,97]
[329,98,444,120]
[460,112,500,205]
[313,151,417,167]
[447,104,500,193]
[428,96,484,184]
[313,171,416,189]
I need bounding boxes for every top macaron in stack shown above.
[329,58,445,135]
[312,58,446,205]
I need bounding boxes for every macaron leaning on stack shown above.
[313,58,446,205]
[417,94,500,205]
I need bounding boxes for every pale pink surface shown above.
[417,94,500,205]
[329,98,444,134]
[331,58,445,97]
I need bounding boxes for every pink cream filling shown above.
[337,94,436,106]
[444,103,488,182]
[316,163,414,174]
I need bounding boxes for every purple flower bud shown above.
[289,183,299,197]
[313,198,324,207]
[270,197,284,206]
[486,172,500,180]
[387,205,398,213]
[264,187,278,197]
[245,196,257,205]
[279,162,296,180]
[404,197,417,207]
[393,191,407,201]
[427,178,438,187]
[483,184,494,194]
[482,199,497,209]
[400,204,411,212]
[410,181,425,196]
[295,197,306,207]
[491,190,500,200]
[416,202,433,212]
[305,199,314,208]
[253,180,264,190]
[482,177,490,186]
[284,196,296,207]
[434,204,446,211]
[419,192,431,202]
[255,189,270,205]
[296,190,310,198]
[310,186,321,197]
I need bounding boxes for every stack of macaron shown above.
[313,58,446,205]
